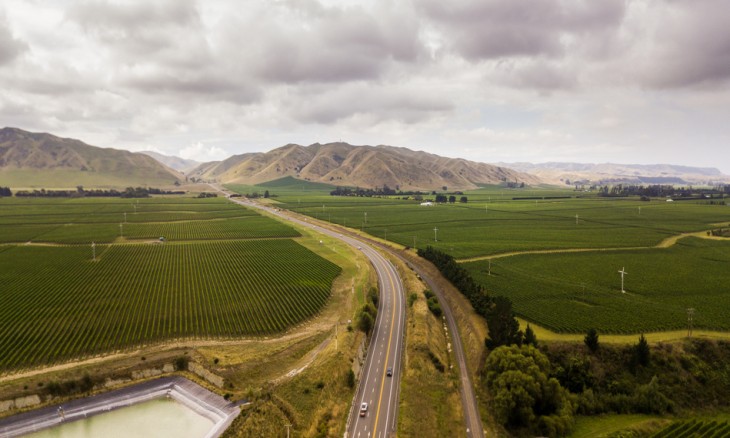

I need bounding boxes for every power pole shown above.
[687,308,695,338]
[433,227,439,242]
[488,260,491,276]
[618,267,628,293]
[92,242,96,261]
[575,214,579,225]
[120,223,123,239]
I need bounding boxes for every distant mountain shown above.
[0,127,184,188]
[189,142,538,190]
[498,162,730,186]
[140,150,200,173]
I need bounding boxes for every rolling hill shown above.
[0,127,184,188]
[499,162,730,186]
[189,142,538,190]
[140,150,200,173]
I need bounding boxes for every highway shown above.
[214,188,406,438]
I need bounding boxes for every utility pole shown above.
[618,267,628,293]
[120,223,123,239]
[92,242,96,261]
[364,212,367,225]
[687,308,695,338]
[488,260,491,276]
[433,227,439,242]
[575,214,579,225]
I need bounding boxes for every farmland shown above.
[228,178,730,335]
[463,237,730,333]
[0,196,345,371]
[229,179,730,259]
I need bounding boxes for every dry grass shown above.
[394,254,464,437]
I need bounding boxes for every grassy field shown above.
[0,239,341,371]
[228,179,730,259]
[0,197,297,243]
[0,195,349,373]
[462,237,730,333]
[228,179,730,335]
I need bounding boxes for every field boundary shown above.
[457,230,722,263]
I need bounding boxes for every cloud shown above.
[418,0,625,61]
[179,141,228,162]
[0,17,27,65]
[286,82,453,124]
[634,0,730,88]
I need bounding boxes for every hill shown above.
[499,162,730,186]
[140,150,200,173]
[189,142,538,190]
[0,127,184,188]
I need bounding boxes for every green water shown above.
[23,398,215,438]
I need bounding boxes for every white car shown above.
[359,402,368,417]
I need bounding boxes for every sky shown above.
[1,0,729,172]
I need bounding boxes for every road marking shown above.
[371,253,399,438]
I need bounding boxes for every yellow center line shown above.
[372,255,398,438]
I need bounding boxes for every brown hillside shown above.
[0,127,183,188]
[189,142,538,190]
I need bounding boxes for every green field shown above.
[0,195,345,371]
[226,178,730,335]
[462,237,730,333]
[0,197,297,243]
[0,239,341,371]
[228,179,730,259]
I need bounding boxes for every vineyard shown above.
[0,240,341,371]
[650,419,730,437]
[230,182,730,259]
[0,197,298,243]
[463,237,730,334]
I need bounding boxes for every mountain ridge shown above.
[190,142,538,190]
[0,127,184,188]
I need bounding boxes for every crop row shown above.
[0,240,341,371]
[462,237,730,334]
[651,419,730,438]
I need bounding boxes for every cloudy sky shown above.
[1,0,729,172]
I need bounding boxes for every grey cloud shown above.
[0,19,26,65]
[497,60,577,91]
[288,84,452,124]
[419,0,625,60]
[639,0,730,88]
[120,70,260,104]
[240,2,426,84]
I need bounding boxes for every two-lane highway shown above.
[214,187,406,438]
[348,244,405,438]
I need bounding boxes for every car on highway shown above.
[386,367,393,377]
[359,402,368,417]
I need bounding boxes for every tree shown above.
[263,190,270,198]
[485,345,575,437]
[634,334,650,367]
[584,328,599,353]
[442,186,447,191]
[524,324,538,347]
[485,296,523,349]
[459,196,468,203]
[448,195,456,203]
[357,310,373,333]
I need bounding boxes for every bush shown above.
[346,369,355,388]
[584,328,599,353]
[426,297,442,317]
[174,356,190,371]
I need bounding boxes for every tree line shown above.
[0,186,11,197]
[13,186,185,198]
[596,184,728,198]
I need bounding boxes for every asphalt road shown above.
[216,190,406,438]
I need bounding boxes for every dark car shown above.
[386,367,393,377]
